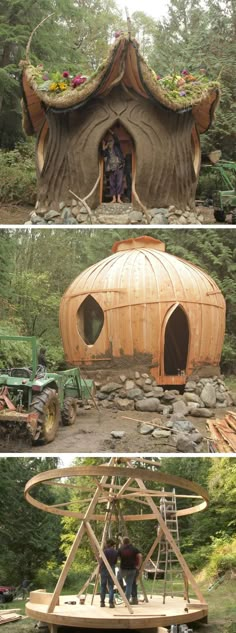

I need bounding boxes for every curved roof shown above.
[62,236,225,310]
[21,35,220,136]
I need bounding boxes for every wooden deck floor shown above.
[26,591,208,629]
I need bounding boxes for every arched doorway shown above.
[77,295,104,345]
[164,306,189,375]
[100,123,135,203]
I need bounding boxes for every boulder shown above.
[115,398,134,411]
[184,381,197,391]
[100,382,121,393]
[191,432,203,444]
[190,407,213,417]
[125,379,135,391]
[152,429,171,438]
[184,392,201,404]
[139,423,155,435]
[126,388,143,399]
[172,420,195,433]
[111,431,125,439]
[172,400,189,416]
[175,435,197,453]
[200,384,216,408]
[135,398,161,412]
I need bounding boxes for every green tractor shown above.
[0,336,94,446]
[200,153,236,223]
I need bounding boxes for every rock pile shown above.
[26,201,207,225]
[95,373,235,452]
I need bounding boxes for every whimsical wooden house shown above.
[59,236,225,385]
[21,32,220,212]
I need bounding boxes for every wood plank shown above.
[216,419,236,451]
[207,420,231,452]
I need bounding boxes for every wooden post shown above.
[47,458,117,613]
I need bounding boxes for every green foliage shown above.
[0,142,36,203]
[206,536,236,577]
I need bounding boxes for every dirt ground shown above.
[0,203,232,225]
[0,205,33,224]
[0,406,231,454]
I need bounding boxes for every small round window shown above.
[77,295,104,345]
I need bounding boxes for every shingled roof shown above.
[21,34,220,136]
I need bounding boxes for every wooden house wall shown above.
[59,249,225,377]
[36,85,198,210]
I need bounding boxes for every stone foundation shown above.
[26,201,206,225]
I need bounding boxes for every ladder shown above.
[151,489,189,604]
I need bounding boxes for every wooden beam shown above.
[47,458,117,614]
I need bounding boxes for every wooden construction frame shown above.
[25,458,209,632]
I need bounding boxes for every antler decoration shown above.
[25,13,55,64]
[125,6,132,39]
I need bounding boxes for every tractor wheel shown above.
[61,397,77,426]
[30,387,60,444]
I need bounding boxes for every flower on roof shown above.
[72,74,87,88]
[58,81,68,91]
[49,82,58,92]
[177,78,185,87]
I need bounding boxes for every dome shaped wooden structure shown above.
[24,458,209,631]
[59,236,225,385]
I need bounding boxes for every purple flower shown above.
[71,74,87,88]
[179,90,186,96]
[63,71,70,78]
[42,73,49,81]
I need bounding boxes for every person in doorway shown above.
[99,538,118,608]
[117,536,142,603]
[102,130,124,203]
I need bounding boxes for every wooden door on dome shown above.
[164,306,189,376]
[100,123,135,203]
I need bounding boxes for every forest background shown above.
[1,228,236,373]
[0,0,235,205]
[0,456,235,590]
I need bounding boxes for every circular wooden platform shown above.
[26,591,208,629]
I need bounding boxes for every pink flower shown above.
[63,71,70,78]
[42,73,49,80]
[156,74,161,80]
[71,74,87,88]
[181,69,189,76]
[114,30,123,38]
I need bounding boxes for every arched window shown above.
[164,306,189,375]
[77,295,104,345]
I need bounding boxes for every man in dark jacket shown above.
[99,538,118,608]
[117,536,142,602]
[102,130,124,203]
